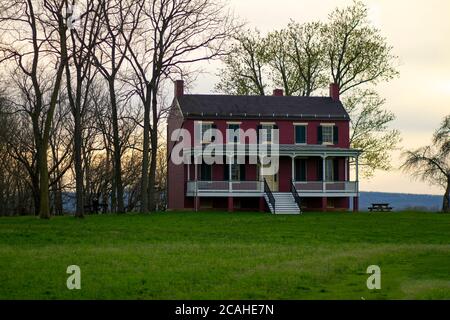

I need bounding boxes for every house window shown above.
[225,162,246,181]
[295,125,307,144]
[325,158,334,181]
[200,163,212,181]
[260,124,274,144]
[231,163,240,181]
[322,126,333,144]
[295,159,307,181]
[227,123,240,143]
[201,123,213,144]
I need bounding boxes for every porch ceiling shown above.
[184,144,361,157]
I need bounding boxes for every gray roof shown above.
[177,94,349,120]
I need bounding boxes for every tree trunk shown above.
[109,80,125,213]
[443,178,450,213]
[38,143,50,219]
[148,131,158,212]
[147,87,159,212]
[140,86,152,213]
[74,108,84,218]
[31,173,40,216]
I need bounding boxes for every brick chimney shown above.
[174,80,184,98]
[329,83,340,101]
[273,89,284,96]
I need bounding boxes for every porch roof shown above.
[184,144,362,158]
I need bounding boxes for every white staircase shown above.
[264,192,301,215]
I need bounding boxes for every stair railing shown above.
[291,179,302,212]
[264,178,275,214]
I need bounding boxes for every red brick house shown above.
[167,80,361,214]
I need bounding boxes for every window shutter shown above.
[317,126,323,144]
[211,124,217,142]
[257,125,262,144]
[317,159,323,181]
[223,164,229,181]
[333,126,339,145]
[195,122,201,145]
[333,158,339,181]
[240,164,246,181]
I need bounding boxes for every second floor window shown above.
[259,124,274,144]
[295,125,307,144]
[322,126,333,144]
[318,125,338,145]
[202,123,212,143]
[227,123,240,143]
[199,122,214,144]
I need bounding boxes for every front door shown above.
[260,164,278,192]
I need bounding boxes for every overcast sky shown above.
[189,0,450,195]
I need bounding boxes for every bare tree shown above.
[91,0,143,213]
[402,115,450,212]
[0,0,69,218]
[126,0,238,212]
[64,0,103,217]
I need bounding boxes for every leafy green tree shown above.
[216,1,400,177]
[402,116,450,212]
[344,89,400,177]
[285,21,327,96]
[215,30,268,95]
[324,0,398,94]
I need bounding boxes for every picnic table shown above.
[368,203,393,212]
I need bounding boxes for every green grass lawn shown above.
[0,211,449,300]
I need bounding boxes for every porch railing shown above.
[186,180,358,195]
[186,180,263,194]
[294,181,358,193]
[264,178,275,214]
[290,180,302,210]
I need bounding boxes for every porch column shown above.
[355,156,359,185]
[187,162,190,181]
[228,156,232,192]
[291,156,295,182]
[322,155,327,192]
[228,197,234,213]
[195,196,200,212]
[194,159,198,212]
[194,162,198,180]
[353,196,359,212]
[354,155,359,212]
[344,157,348,181]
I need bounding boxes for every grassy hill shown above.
[0,212,449,299]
